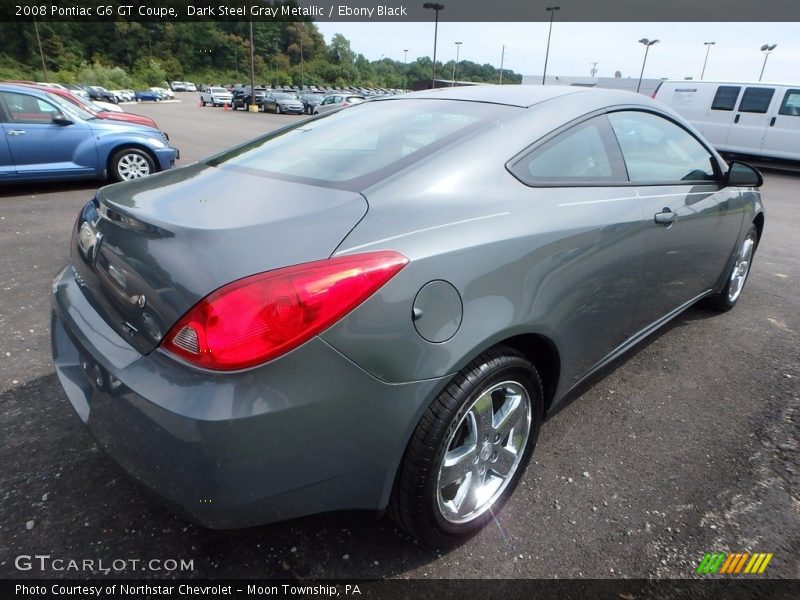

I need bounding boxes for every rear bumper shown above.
[51,265,443,528]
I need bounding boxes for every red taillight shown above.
[161,251,409,371]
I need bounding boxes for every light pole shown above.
[32,18,48,82]
[759,43,777,82]
[423,2,444,88]
[637,38,659,93]
[499,44,505,85]
[403,49,408,90]
[451,41,462,86]
[542,6,560,85]
[700,41,715,80]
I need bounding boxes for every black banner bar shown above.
[2,0,800,22]
[3,579,800,600]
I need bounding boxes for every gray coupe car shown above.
[51,86,764,547]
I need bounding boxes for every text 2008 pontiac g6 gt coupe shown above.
[51,86,764,546]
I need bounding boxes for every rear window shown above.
[738,87,775,113]
[210,87,227,94]
[711,86,740,111]
[209,99,510,190]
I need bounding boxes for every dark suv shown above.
[232,87,267,110]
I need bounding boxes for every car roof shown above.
[393,85,589,108]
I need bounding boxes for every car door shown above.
[0,102,14,178]
[507,114,644,380]
[761,87,800,160]
[725,86,776,154]
[608,110,744,332]
[0,90,95,177]
[699,85,741,149]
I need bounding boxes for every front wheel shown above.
[276,104,281,114]
[391,347,543,547]
[109,147,155,182]
[702,224,758,312]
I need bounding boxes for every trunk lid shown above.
[71,163,368,355]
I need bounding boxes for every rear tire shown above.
[276,104,281,114]
[702,224,758,312]
[390,346,543,547]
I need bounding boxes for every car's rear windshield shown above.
[208,98,513,190]
[273,93,296,100]
[210,87,227,94]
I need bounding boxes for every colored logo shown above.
[696,552,773,575]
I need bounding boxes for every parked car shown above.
[232,87,267,110]
[63,83,89,99]
[263,92,304,114]
[170,81,187,92]
[49,86,763,547]
[0,83,178,183]
[313,93,366,115]
[299,93,324,115]
[134,89,161,102]
[10,82,161,130]
[185,82,197,92]
[200,86,233,107]
[150,87,174,100]
[654,80,800,163]
[87,85,117,103]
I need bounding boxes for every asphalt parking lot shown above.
[0,97,798,580]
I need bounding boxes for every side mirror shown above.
[52,113,73,126]
[725,160,763,188]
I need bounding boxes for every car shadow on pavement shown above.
[0,304,727,580]
[0,180,101,198]
[0,374,436,580]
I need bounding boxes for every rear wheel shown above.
[110,147,155,182]
[703,224,758,312]
[391,347,543,547]
[276,104,281,114]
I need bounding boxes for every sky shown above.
[315,22,800,83]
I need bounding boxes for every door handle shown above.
[769,116,776,126]
[654,208,678,226]
[734,114,740,124]
[8,129,26,136]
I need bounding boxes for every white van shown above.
[654,81,800,163]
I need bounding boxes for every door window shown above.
[737,87,775,113]
[509,115,626,185]
[608,111,716,183]
[778,89,800,116]
[710,86,741,111]
[0,91,58,124]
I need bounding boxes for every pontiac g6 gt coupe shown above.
[51,86,764,546]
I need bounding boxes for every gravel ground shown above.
[0,99,798,580]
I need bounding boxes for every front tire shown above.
[109,147,155,182]
[276,104,281,114]
[391,347,543,547]
[703,224,758,312]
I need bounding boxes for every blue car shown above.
[0,83,178,183]
[134,90,161,102]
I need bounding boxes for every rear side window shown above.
[509,115,626,185]
[738,87,775,113]
[711,86,741,111]
[778,89,800,116]
[608,111,716,183]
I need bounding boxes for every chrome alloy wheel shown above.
[728,230,757,303]
[116,152,152,180]
[436,380,532,524]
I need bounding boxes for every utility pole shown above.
[590,62,599,77]
[248,19,256,111]
[403,49,408,91]
[33,18,48,82]
[700,42,715,80]
[499,45,505,85]
[451,41,462,86]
